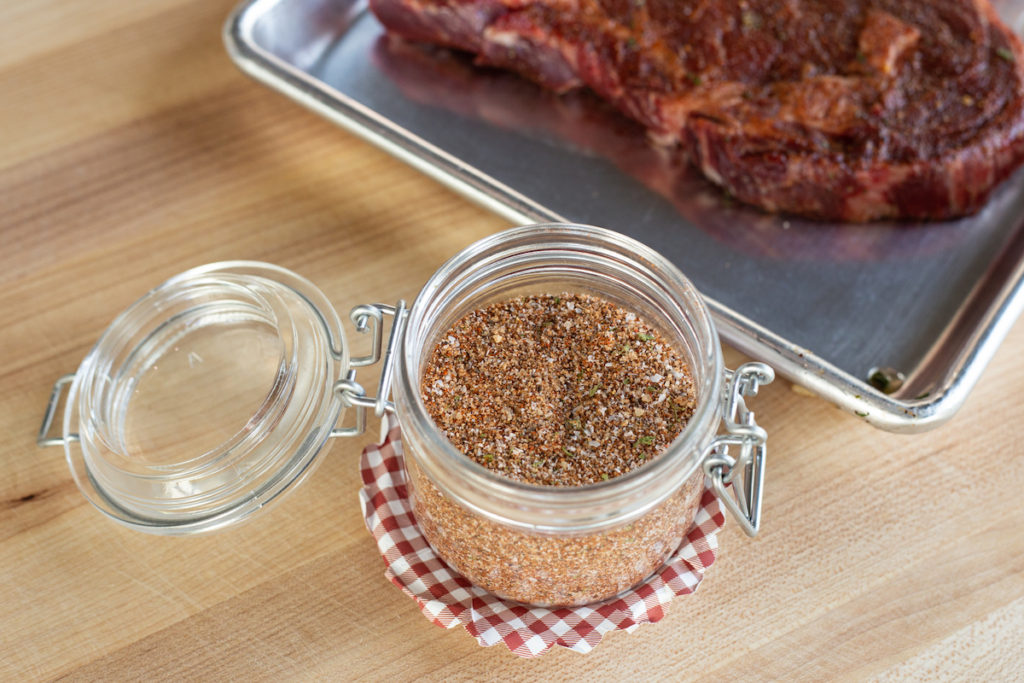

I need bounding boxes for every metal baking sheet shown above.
[225,0,1024,432]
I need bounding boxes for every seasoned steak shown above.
[369,0,1024,221]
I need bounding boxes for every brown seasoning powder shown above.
[421,294,696,485]
[412,293,703,606]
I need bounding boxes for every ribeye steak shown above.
[368,0,1024,221]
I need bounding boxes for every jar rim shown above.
[393,223,724,531]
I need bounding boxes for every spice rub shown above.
[407,455,705,605]
[421,293,696,486]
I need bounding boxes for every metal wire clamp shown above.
[702,362,774,537]
[331,301,409,438]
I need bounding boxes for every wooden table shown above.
[3,1,1024,678]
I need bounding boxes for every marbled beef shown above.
[369,0,1024,221]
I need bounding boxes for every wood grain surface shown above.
[2,1,1023,679]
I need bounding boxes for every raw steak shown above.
[368,0,1024,221]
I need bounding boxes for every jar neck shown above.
[392,224,724,533]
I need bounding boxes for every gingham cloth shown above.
[358,417,726,658]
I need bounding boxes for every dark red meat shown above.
[369,0,1024,222]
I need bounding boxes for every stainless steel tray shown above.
[225,0,1024,432]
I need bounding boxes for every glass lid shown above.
[61,262,349,534]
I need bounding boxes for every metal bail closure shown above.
[702,362,775,537]
[331,301,409,438]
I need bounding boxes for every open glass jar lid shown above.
[39,262,353,533]
[38,224,772,537]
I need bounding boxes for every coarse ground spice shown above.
[407,458,705,606]
[420,293,697,486]
[407,292,707,606]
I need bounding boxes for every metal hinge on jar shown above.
[331,301,409,438]
[702,362,775,538]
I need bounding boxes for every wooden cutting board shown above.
[2,0,1023,678]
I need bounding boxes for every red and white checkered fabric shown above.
[358,417,726,658]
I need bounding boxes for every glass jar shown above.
[38,223,771,604]
[393,224,769,605]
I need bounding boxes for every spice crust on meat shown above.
[371,0,1024,221]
